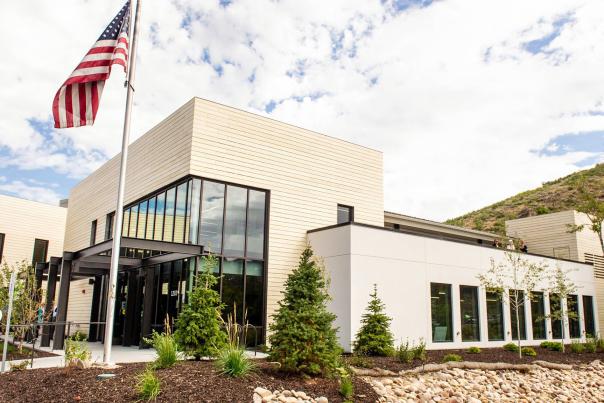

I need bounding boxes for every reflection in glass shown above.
[246,190,265,259]
[174,183,187,243]
[337,205,352,224]
[583,295,596,337]
[224,186,247,257]
[431,283,453,342]
[245,261,264,326]
[146,197,156,240]
[510,290,526,340]
[568,294,580,338]
[129,204,138,236]
[200,181,225,254]
[460,285,480,341]
[122,208,130,237]
[154,193,165,241]
[486,291,505,341]
[137,200,147,239]
[163,188,176,242]
[188,179,201,244]
[550,293,563,339]
[531,292,546,340]
[222,258,244,322]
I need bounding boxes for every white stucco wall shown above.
[309,224,598,352]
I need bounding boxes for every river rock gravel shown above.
[366,360,604,402]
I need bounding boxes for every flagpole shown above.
[103,0,142,365]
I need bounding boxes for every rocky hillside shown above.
[445,164,604,234]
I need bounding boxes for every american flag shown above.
[53,2,130,128]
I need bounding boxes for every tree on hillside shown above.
[546,266,578,353]
[174,254,227,359]
[478,251,547,357]
[353,284,394,356]
[268,245,341,375]
[567,179,604,254]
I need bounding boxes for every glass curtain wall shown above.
[459,285,480,341]
[531,292,546,340]
[430,283,453,342]
[119,177,268,327]
[486,291,505,341]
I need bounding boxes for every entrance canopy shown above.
[40,237,203,349]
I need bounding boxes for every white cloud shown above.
[0,178,63,205]
[1,0,603,220]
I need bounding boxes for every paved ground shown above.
[366,360,604,402]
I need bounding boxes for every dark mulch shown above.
[2,342,57,361]
[0,359,379,403]
[345,347,604,372]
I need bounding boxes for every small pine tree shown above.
[268,245,341,375]
[353,284,394,356]
[174,254,227,359]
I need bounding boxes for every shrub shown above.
[64,337,91,367]
[268,246,342,375]
[570,340,585,354]
[584,338,597,353]
[9,360,30,371]
[69,331,88,341]
[349,353,372,368]
[442,353,462,363]
[521,347,537,357]
[548,342,563,352]
[353,285,395,356]
[337,366,354,400]
[411,339,427,361]
[144,322,179,369]
[216,346,255,377]
[503,342,519,352]
[540,341,552,349]
[467,346,481,354]
[136,367,160,401]
[396,341,414,363]
[174,254,227,359]
[596,337,604,352]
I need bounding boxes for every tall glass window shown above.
[122,208,130,237]
[583,295,596,337]
[337,204,353,224]
[245,260,264,326]
[188,179,201,244]
[431,283,453,342]
[0,233,4,261]
[486,291,505,341]
[223,186,247,257]
[129,204,138,237]
[32,239,49,266]
[154,193,165,241]
[510,290,526,340]
[163,188,176,242]
[549,293,563,339]
[531,291,546,340]
[200,181,225,254]
[137,201,148,239]
[222,258,244,322]
[246,190,266,259]
[459,285,480,341]
[105,213,114,240]
[145,197,156,240]
[568,295,580,338]
[173,183,188,243]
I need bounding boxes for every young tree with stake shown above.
[478,251,547,357]
[546,265,578,353]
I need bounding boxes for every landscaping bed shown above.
[0,359,379,402]
[2,342,57,361]
[344,347,604,372]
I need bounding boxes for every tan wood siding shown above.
[64,100,195,251]
[0,194,66,265]
[63,278,94,336]
[190,98,384,324]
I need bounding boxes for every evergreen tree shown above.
[174,254,227,359]
[353,284,395,356]
[269,245,341,375]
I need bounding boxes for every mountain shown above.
[445,164,604,234]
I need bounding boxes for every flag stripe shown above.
[79,83,87,126]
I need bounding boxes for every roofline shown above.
[384,210,500,239]
[192,97,382,154]
[0,192,66,209]
[505,209,577,223]
[308,221,592,266]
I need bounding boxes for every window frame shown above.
[32,238,49,267]
[0,233,5,262]
[337,204,354,224]
[90,219,98,246]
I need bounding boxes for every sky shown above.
[1,0,603,221]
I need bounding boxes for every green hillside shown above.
[445,164,604,234]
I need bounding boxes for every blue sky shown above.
[1,0,603,220]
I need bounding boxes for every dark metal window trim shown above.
[337,204,354,224]
[105,212,115,241]
[0,233,5,262]
[32,238,49,267]
[90,220,98,246]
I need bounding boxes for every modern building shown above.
[27,98,598,352]
[507,210,604,331]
